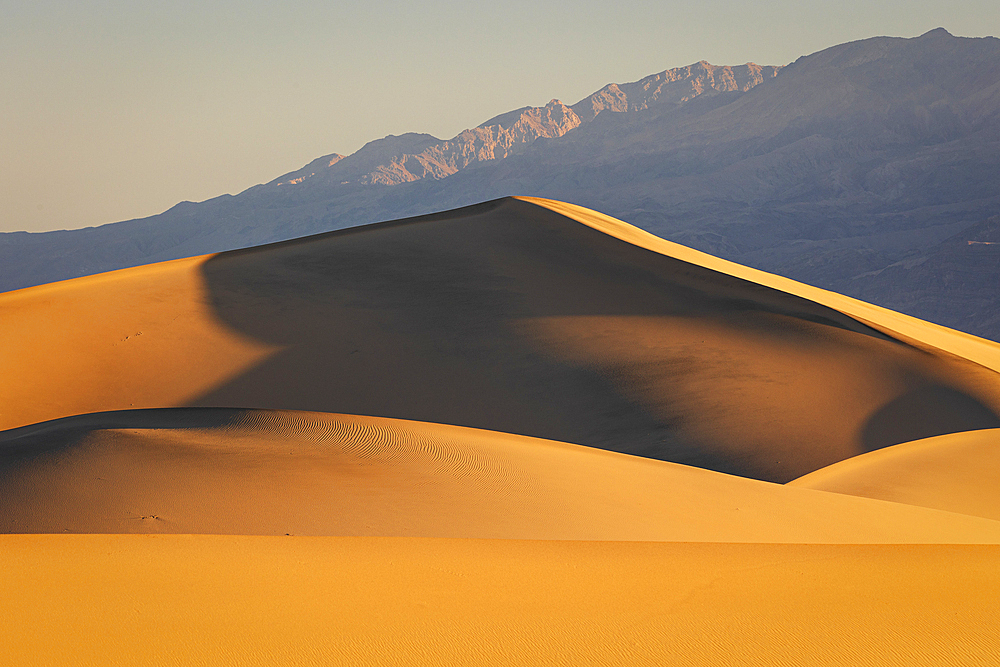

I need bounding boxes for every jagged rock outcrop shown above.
[274,153,345,186]
[271,61,780,188]
[360,99,583,185]
[571,61,781,121]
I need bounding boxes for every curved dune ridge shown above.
[3,197,1000,663]
[790,428,1000,521]
[3,197,1000,482]
[4,408,1000,542]
[521,198,1000,374]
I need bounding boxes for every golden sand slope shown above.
[790,428,1000,521]
[4,198,1000,664]
[4,408,1000,542]
[3,198,1000,482]
[2,536,998,666]
[523,198,1000,373]
[0,256,279,431]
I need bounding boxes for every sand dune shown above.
[4,197,1000,482]
[2,536,999,666]
[790,428,1000,521]
[4,408,1000,542]
[0,255,279,431]
[4,197,1000,663]
[524,198,1000,374]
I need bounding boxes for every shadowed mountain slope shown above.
[845,214,1000,335]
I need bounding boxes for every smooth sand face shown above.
[4,198,1000,482]
[0,256,280,431]
[2,536,999,666]
[790,428,1000,521]
[4,408,1000,542]
[4,197,1000,664]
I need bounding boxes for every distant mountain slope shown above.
[845,214,1000,335]
[265,61,780,190]
[0,60,779,293]
[1,29,998,340]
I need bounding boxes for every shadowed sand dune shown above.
[790,428,1000,521]
[3,197,1000,482]
[4,408,1000,542]
[3,197,1000,664]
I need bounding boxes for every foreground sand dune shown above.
[790,428,1000,521]
[3,197,1000,663]
[4,197,1000,482]
[4,408,1000,542]
[2,536,998,666]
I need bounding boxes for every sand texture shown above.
[4,408,1000,542]
[3,197,1000,663]
[2,537,999,666]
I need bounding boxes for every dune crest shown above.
[0,255,280,431]
[4,408,1000,542]
[4,197,1000,663]
[790,428,1000,521]
[520,197,1000,373]
[4,197,999,483]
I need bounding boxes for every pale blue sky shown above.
[2,0,998,232]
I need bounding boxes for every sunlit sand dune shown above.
[3,197,1000,664]
[0,255,279,431]
[2,536,998,666]
[4,408,1000,541]
[790,428,1000,521]
[3,197,1000,482]
[525,198,1000,374]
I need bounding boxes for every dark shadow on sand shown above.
[860,385,1000,453]
[182,197,1000,482]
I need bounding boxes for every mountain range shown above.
[2,27,998,340]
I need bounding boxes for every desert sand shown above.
[2,197,999,663]
[790,428,1000,521]
[4,408,1000,542]
[4,197,1000,482]
[3,537,998,666]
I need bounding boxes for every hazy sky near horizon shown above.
[3,1,998,232]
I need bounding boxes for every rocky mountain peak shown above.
[571,61,782,122]
[272,61,781,189]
